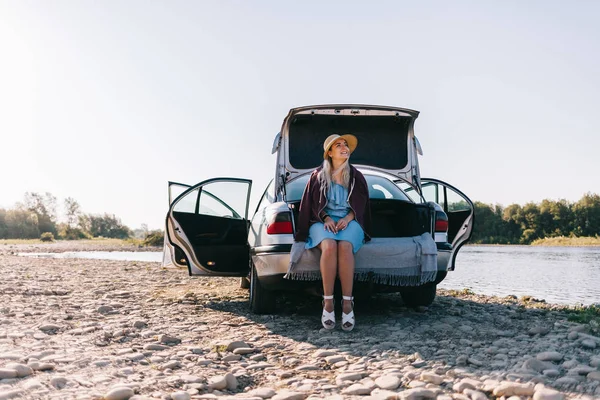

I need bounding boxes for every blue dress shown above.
[305,183,365,253]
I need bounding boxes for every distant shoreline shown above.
[468,236,600,247]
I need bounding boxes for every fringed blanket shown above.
[285,232,438,286]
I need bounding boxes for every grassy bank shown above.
[531,236,600,246]
[0,238,146,246]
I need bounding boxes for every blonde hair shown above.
[317,157,350,199]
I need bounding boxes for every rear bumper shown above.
[251,241,453,283]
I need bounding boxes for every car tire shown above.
[240,276,250,289]
[400,282,437,308]
[249,262,276,314]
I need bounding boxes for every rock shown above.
[208,375,227,390]
[336,372,363,382]
[523,358,556,372]
[226,340,249,351]
[533,387,565,400]
[50,376,68,389]
[370,389,401,400]
[170,391,191,400]
[222,354,241,362]
[133,320,147,329]
[375,375,401,390]
[5,363,33,377]
[162,360,181,370]
[158,334,181,345]
[581,339,597,349]
[453,378,479,393]
[143,343,169,351]
[39,323,61,332]
[271,391,306,400]
[493,381,535,397]
[180,375,203,383]
[420,372,443,385]
[313,350,336,358]
[0,390,23,400]
[233,347,255,355]
[536,351,563,362]
[325,355,346,364]
[463,389,488,400]
[528,326,551,335]
[294,364,319,371]
[23,379,43,390]
[248,387,277,398]
[342,383,371,395]
[397,388,436,399]
[97,305,114,314]
[543,369,560,378]
[225,372,237,390]
[0,369,18,379]
[105,386,135,400]
[588,371,600,381]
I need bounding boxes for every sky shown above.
[1,0,599,230]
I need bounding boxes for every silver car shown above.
[163,104,474,314]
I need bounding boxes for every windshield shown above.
[286,173,411,202]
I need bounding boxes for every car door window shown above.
[255,180,275,213]
[421,183,440,204]
[199,181,249,219]
[173,188,199,213]
[446,188,471,212]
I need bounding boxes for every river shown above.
[20,245,600,306]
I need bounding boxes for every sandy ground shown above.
[0,243,599,400]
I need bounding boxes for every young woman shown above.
[295,134,371,331]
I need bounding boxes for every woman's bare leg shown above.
[319,239,337,313]
[337,241,355,315]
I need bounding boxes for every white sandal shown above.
[341,296,355,332]
[321,295,335,330]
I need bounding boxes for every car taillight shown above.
[435,211,448,232]
[266,212,293,234]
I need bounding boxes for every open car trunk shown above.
[287,199,438,287]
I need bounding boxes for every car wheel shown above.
[240,276,250,289]
[249,262,276,314]
[400,282,437,308]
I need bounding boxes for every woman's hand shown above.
[336,214,353,231]
[323,216,338,234]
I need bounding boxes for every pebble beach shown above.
[0,243,599,400]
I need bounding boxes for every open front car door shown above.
[420,178,474,271]
[164,178,252,276]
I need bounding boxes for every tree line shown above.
[471,192,600,244]
[0,192,141,241]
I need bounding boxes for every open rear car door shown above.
[163,178,252,277]
[420,178,474,270]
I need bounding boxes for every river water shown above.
[441,245,600,306]
[20,245,600,306]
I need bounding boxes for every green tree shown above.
[573,193,600,237]
[5,209,39,238]
[502,204,523,243]
[23,192,57,236]
[85,213,131,239]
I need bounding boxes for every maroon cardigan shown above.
[295,165,371,243]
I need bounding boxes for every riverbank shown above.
[531,236,600,247]
[0,238,160,254]
[0,253,599,399]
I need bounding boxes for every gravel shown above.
[0,248,599,399]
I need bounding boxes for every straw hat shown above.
[323,134,358,159]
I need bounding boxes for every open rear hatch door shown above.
[274,104,422,196]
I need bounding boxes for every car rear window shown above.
[286,174,410,202]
